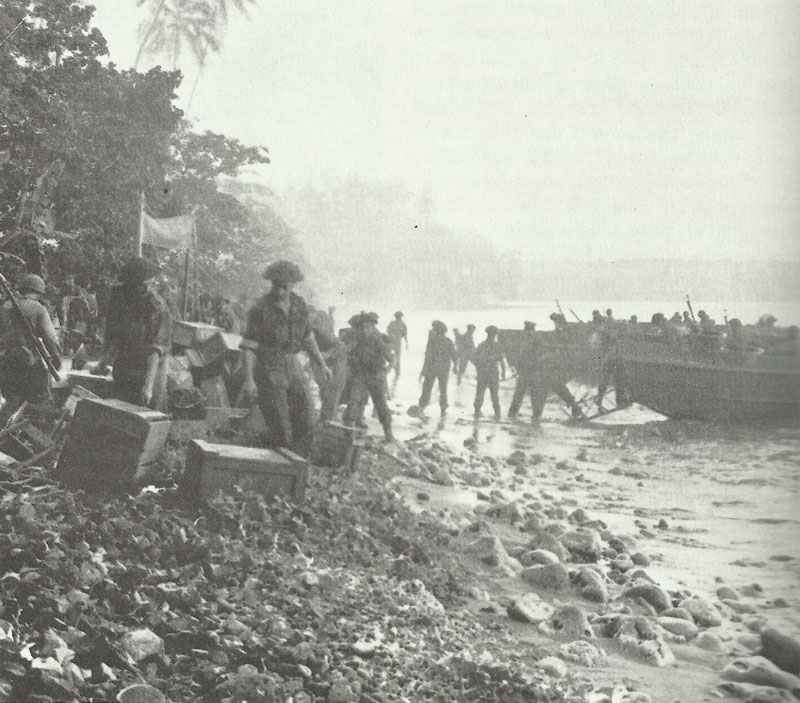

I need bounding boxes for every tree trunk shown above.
[134,0,168,69]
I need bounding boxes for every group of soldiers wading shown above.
[0,257,585,459]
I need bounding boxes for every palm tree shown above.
[135,0,254,73]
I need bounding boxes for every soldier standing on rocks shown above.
[0,273,62,427]
[94,257,170,409]
[344,312,394,441]
[240,260,331,455]
[508,321,538,420]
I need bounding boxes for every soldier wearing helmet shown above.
[472,325,506,420]
[240,260,331,454]
[93,256,171,409]
[0,272,62,427]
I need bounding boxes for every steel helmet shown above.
[18,273,46,295]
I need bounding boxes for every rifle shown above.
[685,294,696,322]
[555,298,565,318]
[0,273,61,382]
[568,308,584,323]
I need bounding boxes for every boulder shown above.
[724,599,758,615]
[468,535,522,577]
[536,656,568,678]
[761,628,800,676]
[507,593,554,624]
[631,552,650,567]
[527,531,570,562]
[679,596,723,627]
[721,656,800,691]
[661,607,693,621]
[612,616,676,667]
[558,640,607,667]
[431,465,455,486]
[622,584,672,612]
[120,629,164,663]
[612,554,635,572]
[545,605,595,641]
[560,529,602,562]
[521,563,570,591]
[718,682,797,703]
[657,616,699,640]
[717,586,739,601]
[574,566,608,603]
[519,549,561,567]
[695,631,724,652]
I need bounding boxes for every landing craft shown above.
[499,323,800,422]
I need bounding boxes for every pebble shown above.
[718,682,796,703]
[612,554,635,572]
[120,629,164,663]
[740,584,765,598]
[721,656,800,691]
[724,598,757,614]
[679,596,723,627]
[470,535,522,577]
[623,584,672,612]
[536,656,568,678]
[521,563,570,591]
[631,552,650,567]
[760,628,800,675]
[657,616,699,640]
[506,593,554,624]
[558,640,607,667]
[661,607,693,621]
[527,531,570,562]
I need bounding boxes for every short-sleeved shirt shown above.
[241,292,315,379]
[106,284,171,373]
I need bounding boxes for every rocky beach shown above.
[2,362,799,702]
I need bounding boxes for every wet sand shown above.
[359,361,800,701]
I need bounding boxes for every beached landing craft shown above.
[500,323,800,422]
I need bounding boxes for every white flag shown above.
[141,211,195,250]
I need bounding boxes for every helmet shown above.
[18,273,46,295]
[431,320,447,332]
[263,260,303,284]
[485,325,498,336]
[365,312,379,324]
[348,313,363,327]
[120,257,158,284]
[466,323,476,331]
[394,311,403,318]
[523,320,536,331]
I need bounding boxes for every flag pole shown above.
[137,192,145,256]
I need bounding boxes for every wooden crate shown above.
[182,440,307,502]
[172,321,222,349]
[312,421,363,470]
[198,331,243,367]
[67,370,114,398]
[57,398,171,491]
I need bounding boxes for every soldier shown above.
[240,261,331,454]
[94,257,171,409]
[344,312,394,441]
[0,273,62,428]
[508,321,538,420]
[386,311,408,383]
[472,325,506,420]
[595,317,629,411]
[455,323,476,384]
[418,320,457,416]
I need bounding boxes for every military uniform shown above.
[241,291,317,451]
[472,331,505,418]
[344,322,393,438]
[418,325,457,413]
[386,315,407,378]
[104,282,172,408]
[455,327,476,384]
[0,292,61,427]
[508,325,538,417]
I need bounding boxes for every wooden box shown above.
[67,370,114,398]
[312,421,362,470]
[172,321,222,349]
[182,440,307,502]
[57,398,171,491]
[198,331,243,367]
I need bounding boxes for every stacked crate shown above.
[312,422,363,470]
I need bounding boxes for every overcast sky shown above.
[92,1,800,261]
